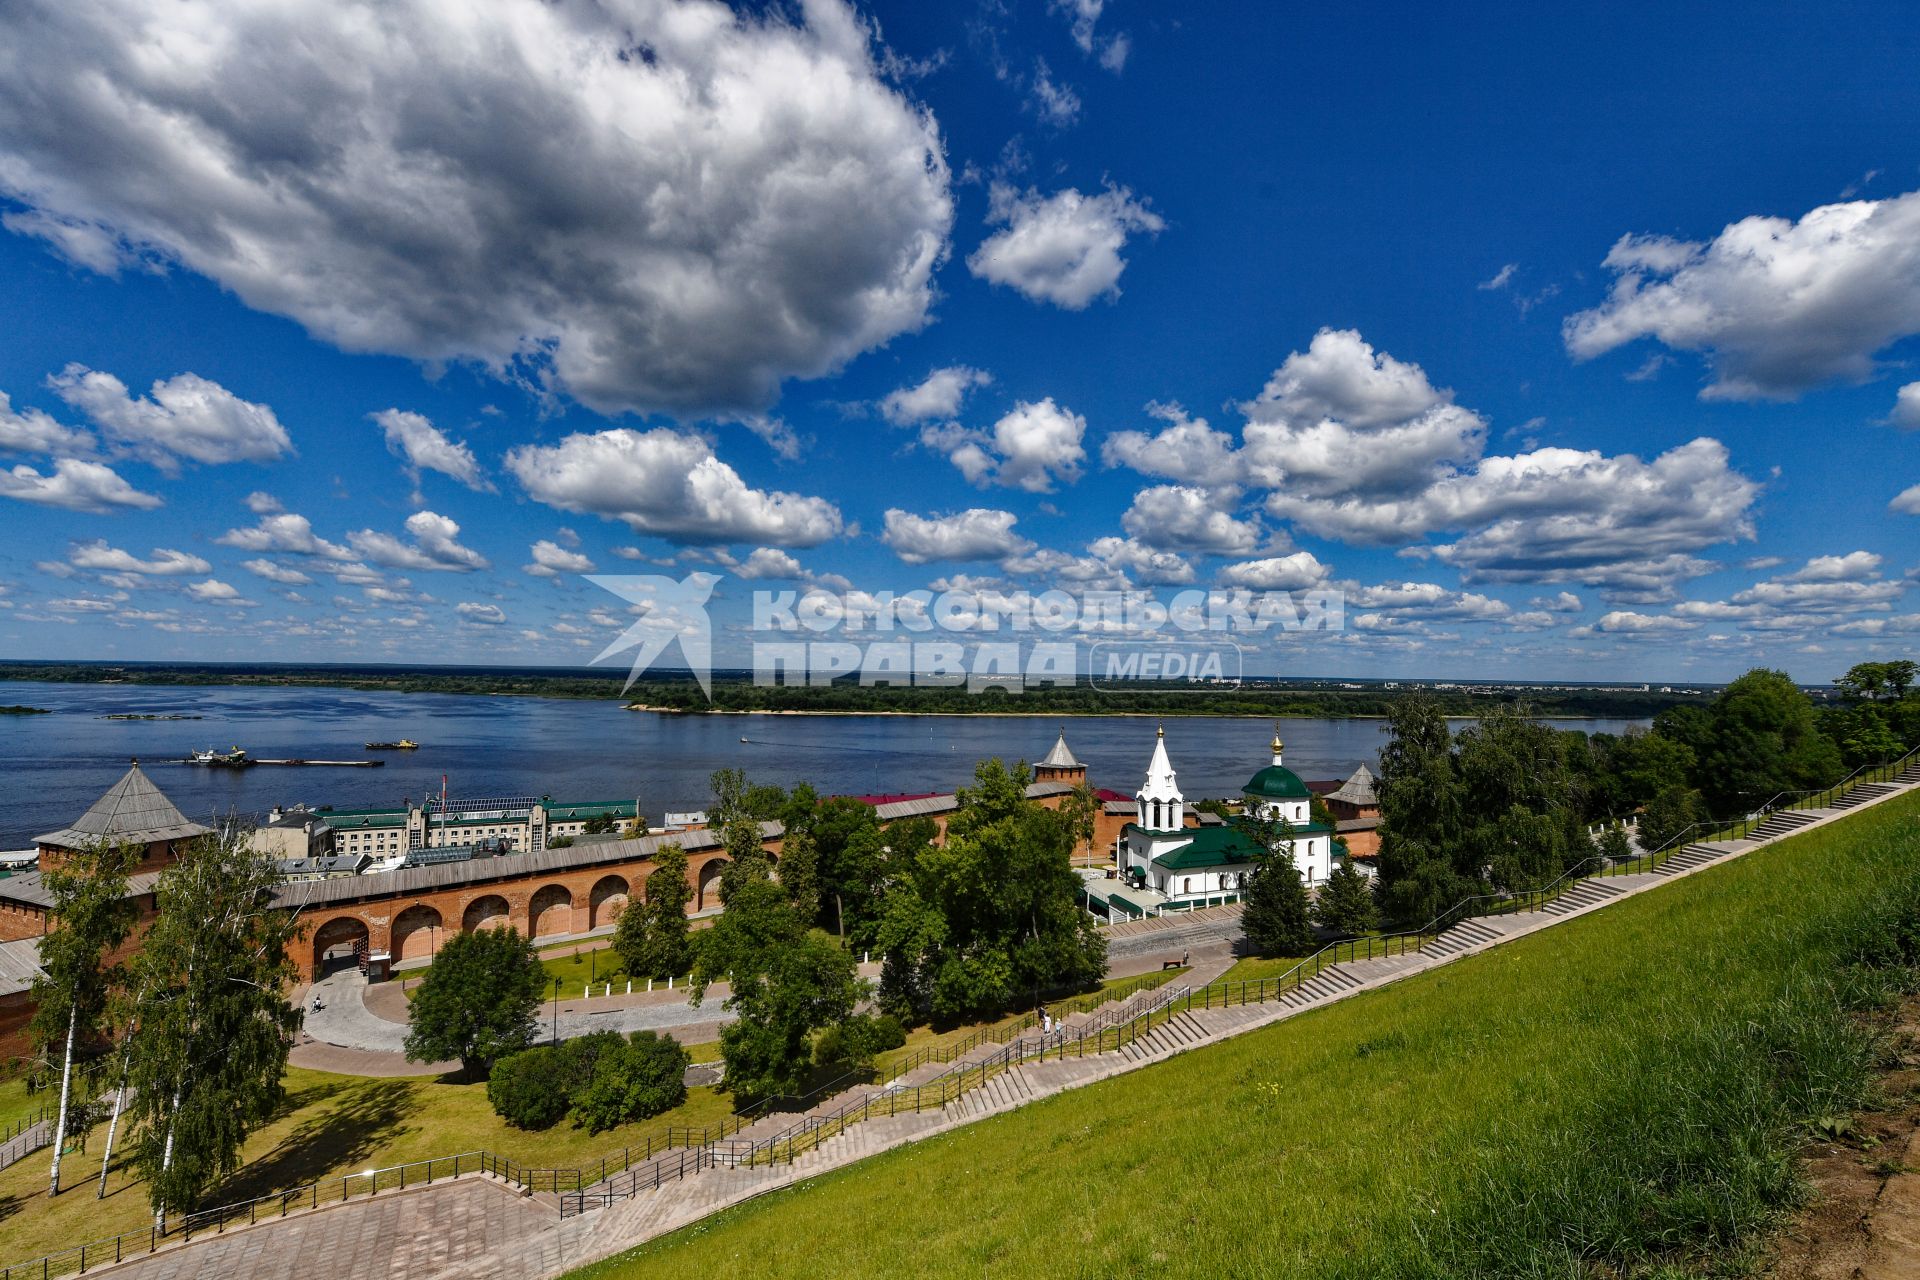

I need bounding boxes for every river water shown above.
[0,680,1649,848]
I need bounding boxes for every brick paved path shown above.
[81,774,1920,1280]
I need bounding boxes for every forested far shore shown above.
[0,661,1705,719]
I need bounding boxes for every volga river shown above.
[0,680,1649,848]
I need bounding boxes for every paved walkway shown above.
[0,1119,50,1171]
[300,968,740,1058]
[79,768,1920,1280]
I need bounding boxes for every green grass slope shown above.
[572,790,1920,1280]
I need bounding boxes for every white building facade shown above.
[1117,727,1336,908]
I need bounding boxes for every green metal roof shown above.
[1146,821,1332,871]
[1243,764,1311,800]
[546,801,639,820]
[329,813,406,831]
[1148,825,1265,870]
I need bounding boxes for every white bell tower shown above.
[1135,723,1184,831]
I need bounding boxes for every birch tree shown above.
[123,829,301,1226]
[30,838,136,1197]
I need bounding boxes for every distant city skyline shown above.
[1,1,1916,684]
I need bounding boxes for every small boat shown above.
[740,737,749,743]
[365,739,420,750]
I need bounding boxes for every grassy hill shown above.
[571,790,1920,1279]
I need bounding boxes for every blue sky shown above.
[0,0,1916,683]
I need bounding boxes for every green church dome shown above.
[1243,764,1310,800]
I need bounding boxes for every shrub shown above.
[1596,825,1633,864]
[487,1045,570,1130]
[569,1031,689,1134]
[813,1013,907,1072]
[557,1029,625,1096]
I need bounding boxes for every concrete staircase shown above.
[1420,917,1504,958]
[1541,877,1627,916]
[1744,809,1820,842]
[1655,843,1729,877]
[1116,1010,1210,1062]
[1833,782,1899,810]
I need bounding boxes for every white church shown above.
[1119,725,1336,908]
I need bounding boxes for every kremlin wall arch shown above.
[280,842,749,980]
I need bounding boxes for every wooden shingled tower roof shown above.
[34,761,212,850]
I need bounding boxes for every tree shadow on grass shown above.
[209,1079,421,1206]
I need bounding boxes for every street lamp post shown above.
[552,977,561,1046]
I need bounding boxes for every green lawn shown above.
[402,944,693,1002]
[568,790,1920,1280]
[1215,952,1312,983]
[0,1065,737,1268]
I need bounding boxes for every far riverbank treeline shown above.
[0,661,1704,720]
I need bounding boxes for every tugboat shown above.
[365,739,420,750]
[188,745,253,768]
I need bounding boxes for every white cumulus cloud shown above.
[967,184,1163,310]
[1564,189,1920,399]
[1216,553,1331,592]
[1120,485,1262,556]
[506,428,843,547]
[937,398,1086,492]
[456,601,506,625]
[1894,382,1920,429]
[0,458,160,512]
[68,540,210,576]
[882,508,1033,564]
[241,559,311,586]
[0,390,92,456]
[374,409,490,493]
[49,365,289,467]
[0,0,952,418]
[880,367,993,426]
[348,512,489,573]
[524,539,596,578]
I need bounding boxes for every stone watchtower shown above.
[1034,728,1088,787]
[35,761,212,876]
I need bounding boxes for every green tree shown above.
[486,1045,569,1130]
[1837,660,1916,702]
[1638,785,1707,854]
[774,825,821,927]
[1692,669,1844,814]
[711,769,780,900]
[691,871,863,1098]
[1061,781,1098,867]
[1312,860,1379,936]
[613,843,693,981]
[813,1012,906,1074]
[403,927,544,1080]
[1602,729,1697,810]
[123,829,301,1225]
[1455,706,1582,888]
[1375,693,1472,924]
[1596,825,1633,864]
[887,761,1105,1024]
[1240,816,1316,956]
[31,839,137,1196]
[569,1031,688,1133]
[804,796,887,940]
